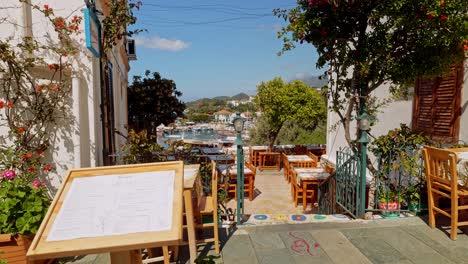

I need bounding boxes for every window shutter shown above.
[412,64,463,143]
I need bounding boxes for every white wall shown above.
[459,61,468,143]
[0,0,129,190]
[326,83,413,164]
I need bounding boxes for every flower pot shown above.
[378,202,401,218]
[0,234,32,264]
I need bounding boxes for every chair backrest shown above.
[282,153,289,168]
[290,166,298,185]
[290,160,315,168]
[423,146,459,191]
[245,161,256,176]
[307,151,319,164]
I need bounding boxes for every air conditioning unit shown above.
[126,39,137,60]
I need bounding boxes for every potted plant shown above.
[0,168,50,263]
[378,190,402,218]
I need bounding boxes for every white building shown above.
[327,62,468,164]
[0,0,131,188]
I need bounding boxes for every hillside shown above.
[185,92,255,115]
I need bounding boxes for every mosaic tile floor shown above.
[225,169,354,225]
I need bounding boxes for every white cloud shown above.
[134,35,191,51]
[295,72,310,79]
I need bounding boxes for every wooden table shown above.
[258,152,280,171]
[250,146,269,167]
[183,165,201,264]
[294,168,330,208]
[220,164,256,201]
[448,149,468,187]
[27,161,185,264]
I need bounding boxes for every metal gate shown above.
[335,148,365,218]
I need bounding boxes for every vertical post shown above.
[234,112,245,225]
[358,96,369,218]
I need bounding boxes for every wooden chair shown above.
[307,151,320,166]
[282,153,290,181]
[143,246,172,264]
[197,161,220,253]
[226,161,257,201]
[288,160,315,183]
[423,146,468,240]
[290,167,315,210]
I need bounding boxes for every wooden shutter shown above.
[412,64,463,143]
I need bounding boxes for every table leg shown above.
[183,189,197,264]
[110,250,142,264]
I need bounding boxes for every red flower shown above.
[427,14,433,20]
[37,149,43,155]
[320,29,328,38]
[36,86,42,92]
[0,101,3,109]
[440,1,445,6]
[44,5,49,10]
[6,101,13,107]
[48,64,59,70]
[28,167,35,172]
[441,14,447,21]
[43,164,52,172]
[18,127,25,134]
[21,154,28,159]
[464,45,468,51]
[27,153,33,159]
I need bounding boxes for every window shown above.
[412,64,463,143]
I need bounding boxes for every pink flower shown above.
[32,179,45,189]
[2,170,17,180]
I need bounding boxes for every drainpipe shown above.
[72,75,82,168]
[21,0,33,38]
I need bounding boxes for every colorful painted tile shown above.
[290,214,307,222]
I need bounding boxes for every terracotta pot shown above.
[378,201,401,210]
[0,234,32,264]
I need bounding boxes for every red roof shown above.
[215,109,232,115]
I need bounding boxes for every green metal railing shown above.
[335,148,364,219]
[318,171,336,215]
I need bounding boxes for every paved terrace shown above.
[62,169,468,264]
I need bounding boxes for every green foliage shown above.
[128,71,185,133]
[0,177,50,236]
[275,0,468,152]
[186,113,213,123]
[370,124,428,209]
[254,77,326,147]
[102,0,143,53]
[194,255,220,264]
[121,130,164,164]
[0,257,6,264]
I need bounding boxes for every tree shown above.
[128,71,185,133]
[276,0,468,214]
[186,113,213,123]
[254,78,327,148]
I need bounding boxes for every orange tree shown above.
[275,0,468,213]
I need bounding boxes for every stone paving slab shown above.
[254,248,295,264]
[221,234,258,264]
[342,227,454,264]
[250,232,286,249]
[278,231,333,264]
[311,230,372,264]
[400,225,468,264]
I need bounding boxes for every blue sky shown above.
[129,0,320,102]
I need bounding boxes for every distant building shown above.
[214,109,232,123]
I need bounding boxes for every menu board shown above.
[47,171,175,241]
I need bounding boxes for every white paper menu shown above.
[47,170,175,241]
